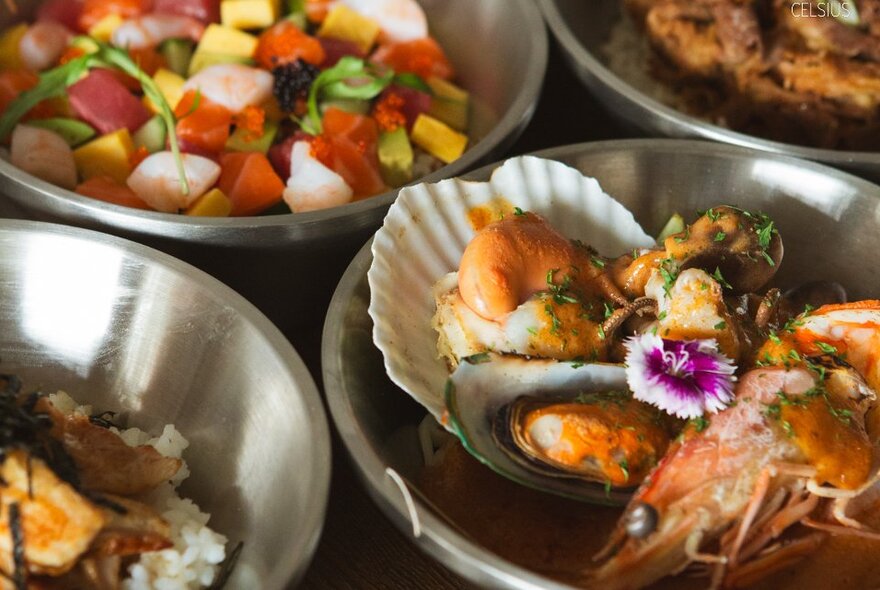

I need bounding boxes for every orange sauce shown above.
[782,396,872,489]
[466,198,516,231]
[526,295,607,361]
[521,398,671,486]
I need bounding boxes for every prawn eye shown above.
[625,502,658,539]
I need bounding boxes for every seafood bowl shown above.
[537,0,880,182]
[0,0,547,330]
[323,139,880,589]
[0,219,330,588]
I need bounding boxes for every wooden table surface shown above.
[291,36,633,590]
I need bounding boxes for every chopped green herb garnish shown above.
[603,301,614,320]
[657,310,667,321]
[513,207,524,216]
[463,352,491,364]
[618,459,630,482]
[714,231,726,242]
[689,416,710,432]
[714,321,727,330]
[816,342,838,355]
[591,256,606,269]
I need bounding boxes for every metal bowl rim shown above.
[0,218,332,590]
[536,0,880,168]
[322,137,880,590]
[0,0,548,240]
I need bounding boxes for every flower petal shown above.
[624,335,737,420]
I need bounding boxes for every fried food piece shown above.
[39,399,182,495]
[0,451,105,578]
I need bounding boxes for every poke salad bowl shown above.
[0,219,330,589]
[322,139,880,589]
[537,0,880,182]
[0,0,547,331]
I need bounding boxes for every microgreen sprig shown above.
[303,56,430,134]
[0,39,190,195]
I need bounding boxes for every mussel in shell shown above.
[445,353,674,504]
[493,394,672,488]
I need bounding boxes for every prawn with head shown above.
[588,301,880,590]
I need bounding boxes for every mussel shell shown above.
[493,397,619,482]
[445,353,633,505]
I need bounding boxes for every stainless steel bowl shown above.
[537,0,880,182]
[322,139,880,589]
[0,219,330,589]
[0,0,547,330]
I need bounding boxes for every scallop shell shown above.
[368,156,655,420]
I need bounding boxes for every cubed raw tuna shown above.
[68,69,152,135]
[37,0,84,32]
[153,0,220,25]
[268,131,311,182]
[319,38,364,68]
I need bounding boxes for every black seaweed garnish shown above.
[89,411,119,429]
[9,503,25,590]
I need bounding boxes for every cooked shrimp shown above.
[341,0,428,42]
[791,301,880,392]
[19,21,71,71]
[182,64,273,114]
[283,140,354,212]
[111,14,204,50]
[10,124,77,190]
[0,451,105,578]
[589,364,876,589]
[39,399,182,496]
[127,151,220,212]
[457,212,615,322]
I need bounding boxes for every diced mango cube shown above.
[73,129,135,184]
[427,77,469,132]
[189,24,259,75]
[410,114,468,165]
[188,53,253,76]
[186,188,232,216]
[318,4,380,54]
[194,23,258,56]
[0,24,28,70]
[221,0,278,30]
[88,13,124,43]
[143,68,186,113]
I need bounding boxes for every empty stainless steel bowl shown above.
[538,0,880,181]
[0,0,547,329]
[322,139,880,589]
[0,219,330,589]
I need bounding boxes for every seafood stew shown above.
[365,153,880,589]
[0,0,470,215]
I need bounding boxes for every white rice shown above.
[48,391,228,590]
